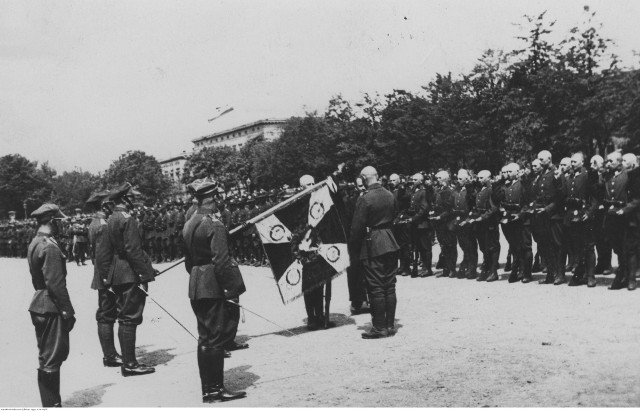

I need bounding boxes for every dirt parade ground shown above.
[2,240,640,408]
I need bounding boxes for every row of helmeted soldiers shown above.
[387,150,640,291]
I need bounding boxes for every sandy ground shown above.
[2,240,640,408]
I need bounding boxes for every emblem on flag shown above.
[240,179,349,304]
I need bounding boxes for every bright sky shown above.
[1,0,638,173]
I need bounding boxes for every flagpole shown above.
[228,178,329,236]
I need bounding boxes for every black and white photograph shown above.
[2,0,640,407]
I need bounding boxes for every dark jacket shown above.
[88,213,113,290]
[349,182,400,261]
[408,187,431,229]
[531,167,565,218]
[106,205,155,286]
[27,233,74,318]
[182,206,246,300]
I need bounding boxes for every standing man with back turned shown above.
[350,166,400,339]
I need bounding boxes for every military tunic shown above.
[28,233,74,372]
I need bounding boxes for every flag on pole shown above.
[208,105,234,122]
[249,181,349,304]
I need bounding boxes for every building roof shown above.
[191,118,287,144]
[159,154,187,164]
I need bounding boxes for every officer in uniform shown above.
[565,153,599,287]
[298,175,330,330]
[389,173,412,277]
[406,173,435,277]
[103,183,156,376]
[72,218,89,265]
[350,166,400,339]
[531,151,566,285]
[603,152,638,290]
[430,171,456,278]
[500,163,534,283]
[86,190,123,367]
[452,169,478,279]
[182,178,247,403]
[27,204,75,407]
[471,170,501,282]
[590,155,612,274]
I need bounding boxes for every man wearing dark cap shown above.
[103,183,157,376]
[86,190,123,368]
[27,203,75,407]
[182,178,247,403]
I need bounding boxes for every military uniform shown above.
[182,179,247,403]
[88,209,122,367]
[27,204,74,407]
[431,184,456,277]
[405,184,434,277]
[105,185,156,376]
[474,183,501,281]
[564,168,599,287]
[350,181,400,338]
[453,183,477,279]
[500,175,534,283]
[602,169,640,290]
[531,167,566,284]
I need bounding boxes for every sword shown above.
[137,285,198,341]
[225,300,299,337]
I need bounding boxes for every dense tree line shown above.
[0,151,169,217]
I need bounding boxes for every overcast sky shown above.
[1,0,638,174]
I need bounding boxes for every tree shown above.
[103,151,170,204]
[182,146,241,192]
[0,154,52,218]
[51,169,102,213]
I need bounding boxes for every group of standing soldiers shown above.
[389,150,640,291]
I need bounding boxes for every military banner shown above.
[245,180,349,304]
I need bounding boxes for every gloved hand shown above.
[63,315,76,332]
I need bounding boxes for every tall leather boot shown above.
[98,323,122,367]
[384,288,397,336]
[204,348,246,403]
[118,324,155,376]
[362,294,389,339]
[198,345,215,402]
[628,252,637,291]
[37,369,61,407]
[486,251,500,282]
[418,251,433,277]
[532,253,542,273]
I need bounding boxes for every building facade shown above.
[159,153,188,201]
[191,118,286,151]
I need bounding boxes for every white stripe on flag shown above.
[308,185,334,228]
[277,259,304,304]
[317,243,350,275]
[255,214,292,244]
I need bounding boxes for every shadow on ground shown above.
[225,365,260,391]
[136,345,177,367]
[249,313,356,339]
[64,383,114,407]
[356,319,404,333]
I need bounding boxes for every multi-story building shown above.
[191,118,286,151]
[159,118,287,200]
[159,152,188,201]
